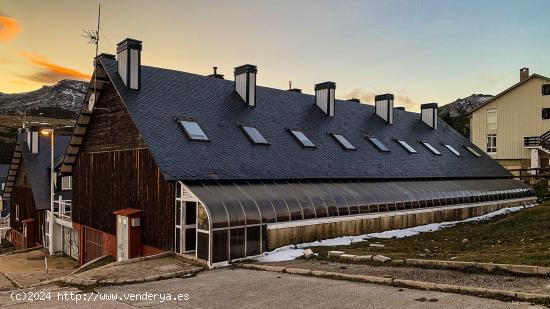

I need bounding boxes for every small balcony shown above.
[53,197,72,220]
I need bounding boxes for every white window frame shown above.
[486,134,497,154]
[486,108,497,130]
[61,176,72,190]
[15,204,19,221]
[175,182,199,255]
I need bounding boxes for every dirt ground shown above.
[0,250,78,288]
[263,259,550,295]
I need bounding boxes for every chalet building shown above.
[0,164,10,239]
[63,38,535,267]
[469,68,550,174]
[0,163,9,215]
[4,129,71,250]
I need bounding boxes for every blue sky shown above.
[1,0,549,110]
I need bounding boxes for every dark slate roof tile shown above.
[18,133,70,210]
[99,56,511,181]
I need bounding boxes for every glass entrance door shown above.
[175,200,197,253]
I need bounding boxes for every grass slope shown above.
[311,203,550,266]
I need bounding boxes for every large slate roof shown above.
[99,56,512,181]
[18,134,70,210]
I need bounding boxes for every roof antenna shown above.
[82,2,101,111]
[213,66,218,75]
[289,81,292,90]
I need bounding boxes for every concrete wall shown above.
[267,197,536,249]
[470,76,550,160]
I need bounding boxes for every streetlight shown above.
[40,128,54,255]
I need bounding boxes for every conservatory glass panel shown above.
[186,184,229,229]
[246,226,261,256]
[230,228,246,260]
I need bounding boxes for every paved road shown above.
[0,250,77,288]
[1,268,543,308]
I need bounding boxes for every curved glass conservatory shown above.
[176,179,534,265]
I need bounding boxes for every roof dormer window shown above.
[366,136,390,152]
[464,146,482,157]
[289,129,315,148]
[443,144,461,156]
[420,141,441,155]
[240,124,269,145]
[178,119,209,141]
[330,133,356,150]
[395,139,418,154]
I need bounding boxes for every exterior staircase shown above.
[524,130,550,154]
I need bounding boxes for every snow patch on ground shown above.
[251,205,533,263]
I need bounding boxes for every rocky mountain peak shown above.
[0,80,89,119]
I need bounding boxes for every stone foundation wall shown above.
[267,197,537,250]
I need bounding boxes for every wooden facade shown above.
[9,159,44,248]
[72,81,175,260]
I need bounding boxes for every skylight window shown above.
[179,119,209,141]
[366,136,390,152]
[240,125,269,145]
[420,142,441,155]
[443,144,461,156]
[464,146,482,157]
[331,133,356,150]
[289,130,315,148]
[395,139,418,154]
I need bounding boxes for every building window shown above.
[464,146,482,157]
[366,136,390,152]
[178,119,209,141]
[330,133,356,150]
[240,125,269,145]
[289,130,316,148]
[443,144,461,156]
[61,176,72,190]
[486,134,497,153]
[15,204,19,221]
[1,182,4,190]
[486,109,497,130]
[543,84,550,96]
[542,108,550,120]
[420,142,441,155]
[395,139,418,154]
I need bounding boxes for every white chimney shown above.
[375,94,394,124]
[117,38,142,90]
[26,127,39,154]
[421,103,438,129]
[234,64,257,107]
[314,82,336,116]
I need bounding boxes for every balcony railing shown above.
[53,197,72,220]
[524,136,550,149]
[0,215,9,229]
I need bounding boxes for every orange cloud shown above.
[0,15,21,42]
[344,88,418,111]
[19,51,91,83]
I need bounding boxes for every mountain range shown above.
[0,80,88,119]
[0,79,492,137]
[438,94,494,137]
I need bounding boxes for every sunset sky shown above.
[1,0,549,110]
